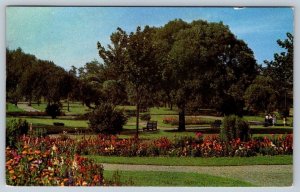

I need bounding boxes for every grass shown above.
[62,102,92,115]
[31,102,92,115]
[30,103,47,112]
[148,107,178,115]
[6,116,88,127]
[87,155,292,166]
[119,129,196,140]
[6,103,24,112]
[103,170,254,186]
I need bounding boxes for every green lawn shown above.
[30,103,47,112]
[62,102,92,115]
[119,129,196,140]
[87,155,292,166]
[31,102,92,115]
[6,116,88,127]
[6,103,24,112]
[103,170,254,186]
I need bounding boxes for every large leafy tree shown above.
[6,48,37,105]
[264,32,293,116]
[98,26,161,137]
[6,48,76,107]
[244,75,276,114]
[156,20,257,131]
[77,60,105,108]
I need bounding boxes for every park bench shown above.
[210,120,222,129]
[53,122,65,126]
[143,121,158,131]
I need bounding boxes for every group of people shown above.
[265,114,276,126]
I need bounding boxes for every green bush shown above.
[140,113,151,121]
[88,103,128,134]
[6,118,29,147]
[220,115,250,142]
[45,103,62,119]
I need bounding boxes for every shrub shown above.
[236,118,250,142]
[88,103,128,134]
[140,113,151,121]
[45,103,62,119]
[221,115,250,142]
[6,118,29,147]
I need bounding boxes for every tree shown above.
[264,32,293,117]
[244,75,276,114]
[152,19,189,110]
[102,80,127,105]
[6,48,37,105]
[98,26,161,137]
[157,20,257,131]
[77,60,105,108]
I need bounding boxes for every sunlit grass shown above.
[6,103,24,112]
[88,155,292,166]
[103,170,255,186]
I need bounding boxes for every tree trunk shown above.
[67,95,70,112]
[28,98,32,106]
[136,103,140,138]
[178,105,186,131]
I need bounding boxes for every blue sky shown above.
[6,7,294,70]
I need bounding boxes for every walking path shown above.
[102,163,293,186]
[17,102,40,112]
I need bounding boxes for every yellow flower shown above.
[52,144,58,151]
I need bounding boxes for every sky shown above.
[6,7,294,70]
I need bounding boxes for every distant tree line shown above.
[6,19,293,133]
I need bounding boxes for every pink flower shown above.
[196,132,203,138]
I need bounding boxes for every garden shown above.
[5,16,293,187]
[5,102,294,186]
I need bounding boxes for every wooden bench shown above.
[53,122,65,126]
[210,120,222,129]
[143,121,158,131]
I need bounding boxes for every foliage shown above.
[244,75,276,114]
[153,19,258,130]
[6,48,75,105]
[88,103,127,134]
[6,118,29,147]
[140,113,151,121]
[220,115,250,142]
[45,103,62,119]
[97,26,161,136]
[264,33,293,116]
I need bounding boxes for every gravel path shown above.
[17,102,40,112]
[102,163,293,186]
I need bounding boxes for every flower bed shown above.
[162,116,213,125]
[6,136,104,186]
[6,133,293,186]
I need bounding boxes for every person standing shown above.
[272,114,276,126]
